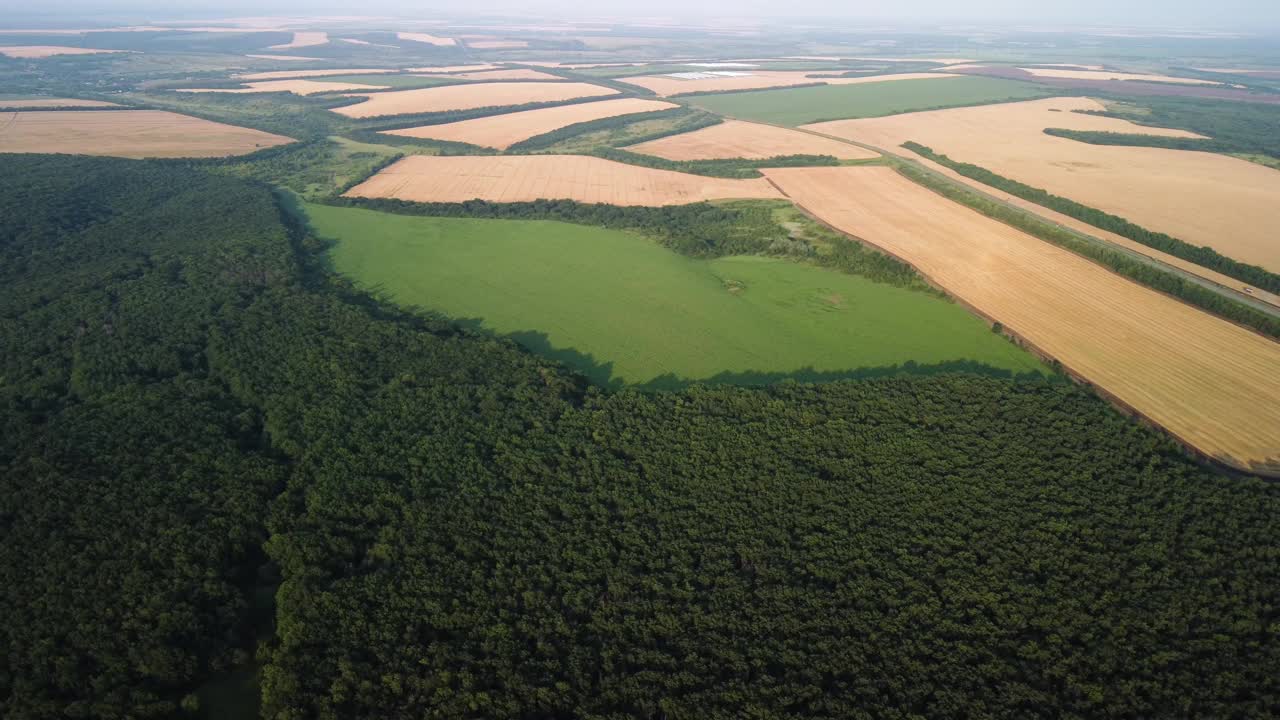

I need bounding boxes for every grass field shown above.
[306,202,1044,388]
[690,76,1047,126]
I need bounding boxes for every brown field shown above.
[627,120,879,160]
[406,64,500,73]
[345,154,783,205]
[0,46,125,58]
[382,97,677,149]
[397,32,456,46]
[179,79,389,96]
[1016,67,1220,84]
[804,97,1280,272]
[0,110,293,158]
[0,97,118,109]
[269,32,329,49]
[763,165,1280,474]
[243,54,322,61]
[618,71,956,97]
[437,68,563,81]
[235,68,398,81]
[467,40,529,49]
[331,82,619,118]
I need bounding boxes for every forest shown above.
[903,141,1280,295]
[1,155,1278,720]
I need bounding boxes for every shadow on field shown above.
[451,322,1052,393]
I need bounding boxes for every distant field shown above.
[234,68,399,81]
[307,202,1044,387]
[0,45,125,58]
[690,76,1047,126]
[178,79,390,96]
[764,165,1280,473]
[618,70,957,97]
[627,120,878,160]
[383,97,677,149]
[331,82,618,118]
[0,110,292,158]
[346,155,783,205]
[0,97,118,109]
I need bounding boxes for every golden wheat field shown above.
[436,68,563,81]
[0,97,118,108]
[331,82,619,118]
[179,79,390,95]
[763,165,1280,473]
[0,110,293,158]
[1015,67,1220,84]
[627,120,878,160]
[268,31,329,49]
[345,155,783,205]
[234,68,399,81]
[382,97,677,149]
[0,46,125,58]
[804,96,1280,272]
[397,32,456,46]
[618,70,957,96]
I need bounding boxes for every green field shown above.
[307,202,1044,388]
[689,76,1048,126]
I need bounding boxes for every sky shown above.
[9,0,1280,31]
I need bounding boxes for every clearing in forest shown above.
[331,82,618,117]
[763,165,1280,473]
[382,97,678,149]
[618,70,957,97]
[345,155,783,205]
[690,75,1047,125]
[0,46,125,58]
[0,110,292,158]
[307,202,1044,388]
[627,120,878,160]
[178,79,390,96]
[268,32,329,49]
[805,96,1280,272]
[234,68,400,81]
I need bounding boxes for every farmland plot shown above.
[234,68,400,81]
[268,32,329,49]
[0,46,124,58]
[435,69,564,81]
[618,70,957,97]
[331,82,618,118]
[383,98,677,149]
[627,120,878,160]
[0,110,292,158]
[0,97,117,108]
[1016,68,1220,85]
[397,32,456,46]
[178,79,390,96]
[344,155,783,205]
[763,166,1280,474]
[805,97,1280,272]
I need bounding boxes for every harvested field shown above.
[407,64,499,73]
[178,79,389,96]
[235,68,399,81]
[1016,67,1220,85]
[331,82,618,118]
[0,97,117,109]
[0,46,124,58]
[948,64,1280,104]
[804,97,1280,272]
[627,120,878,160]
[397,32,456,46]
[269,32,329,49]
[383,97,677,149]
[345,154,783,205]
[764,165,1280,473]
[0,110,292,158]
[618,70,957,97]
[468,40,529,49]
[435,68,563,81]
[1195,67,1280,78]
[843,56,977,64]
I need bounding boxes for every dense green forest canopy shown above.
[1,156,1278,720]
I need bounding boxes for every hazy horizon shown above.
[5,1,1280,33]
